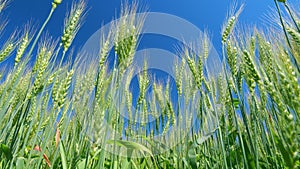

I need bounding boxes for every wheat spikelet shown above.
[32,51,51,96]
[0,43,14,62]
[279,50,300,109]
[95,66,106,102]
[99,31,112,68]
[250,36,256,55]
[243,50,260,95]
[257,35,275,79]
[264,79,288,115]
[153,83,164,109]
[226,41,238,77]
[222,16,236,44]
[217,75,226,104]
[114,2,146,74]
[61,0,85,52]
[47,71,57,85]
[185,49,202,90]
[26,96,37,126]
[198,55,204,84]
[222,4,244,44]
[14,33,29,67]
[33,46,48,73]
[137,62,149,106]
[277,65,294,101]
[203,32,210,59]
[286,27,300,46]
[175,59,185,96]
[52,69,74,110]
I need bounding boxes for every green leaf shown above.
[59,141,68,169]
[0,143,12,160]
[275,136,293,168]
[16,157,26,169]
[77,159,86,169]
[188,148,197,169]
[106,140,153,157]
[141,135,166,153]
[113,160,118,169]
[242,135,255,169]
[196,128,217,145]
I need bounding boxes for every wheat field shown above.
[0,0,299,168]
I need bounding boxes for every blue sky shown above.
[2,0,296,50]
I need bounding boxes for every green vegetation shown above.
[0,0,299,168]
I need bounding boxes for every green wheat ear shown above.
[222,4,244,44]
[0,43,14,62]
[14,33,29,67]
[226,41,238,77]
[243,50,260,95]
[286,27,300,47]
[222,16,236,44]
[61,0,85,52]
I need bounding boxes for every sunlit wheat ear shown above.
[162,82,171,135]
[203,31,210,60]
[243,50,260,95]
[52,69,74,110]
[152,83,162,109]
[99,31,112,68]
[184,48,200,89]
[32,47,46,73]
[0,43,13,62]
[14,25,35,67]
[0,32,17,62]
[278,50,300,108]
[226,41,238,77]
[217,75,226,105]
[31,51,52,96]
[280,50,300,98]
[61,0,85,52]
[175,59,185,96]
[114,2,146,72]
[32,39,57,74]
[137,61,149,106]
[257,34,275,78]
[264,79,288,115]
[222,3,244,44]
[277,63,294,101]
[94,66,107,101]
[286,27,300,46]
[14,33,29,67]
[167,97,175,126]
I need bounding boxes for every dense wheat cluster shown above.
[0,0,299,168]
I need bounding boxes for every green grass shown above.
[0,0,299,168]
